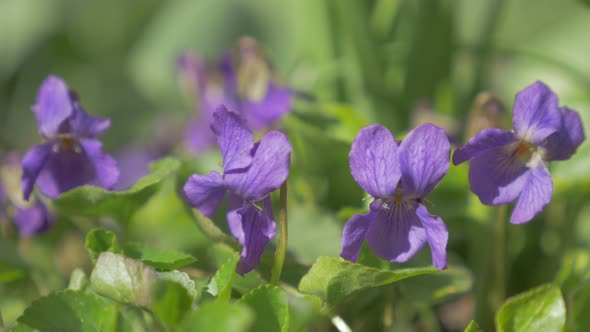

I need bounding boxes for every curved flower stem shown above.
[270,180,288,285]
[492,205,508,310]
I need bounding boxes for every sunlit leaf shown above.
[495,284,565,332]
[89,252,158,307]
[298,256,437,308]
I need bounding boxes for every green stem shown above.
[492,205,508,310]
[270,181,288,285]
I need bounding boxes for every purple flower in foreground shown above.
[1,153,54,237]
[21,75,119,200]
[341,124,450,270]
[183,106,291,274]
[453,81,585,224]
[178,37,292,152]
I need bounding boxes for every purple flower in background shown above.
[183,106,291,274]
[113,145,162,191]
[453,81,585,224]
[21,75,119,200]
[1,153,54,237]
[341,124,450,270]
[178,37,293,152]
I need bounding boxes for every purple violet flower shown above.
[453,81,585,224]
[178,37,292,152]
[183,106,292,274]
[341,124,450,270]
[1,153,54,237]
[21,75,119,200]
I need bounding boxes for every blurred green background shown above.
[2,0,590,330]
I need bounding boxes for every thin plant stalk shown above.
[270,180,288,285]
[492,204,508,310]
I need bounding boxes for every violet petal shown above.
[542,107,586,161]
[453,128,517,165]
[224,131,291,202]
[349,125,400,198]
[468,144,530,205]
[69,105,111,138]
[36,148,97,199]
[513,81,562,144]
[21,143,53,200]
[14,200,54,237]
[366,201,427,263]
[398,123,450,198]
[33,75,73,138]
[183,171,227,217]
[211,106,254,172]
[79,139,119,190]
[340,201,379,262]
[416,204,448,270]
[242,83,292,130]
[510,160,553,224]
[234,201,276,275]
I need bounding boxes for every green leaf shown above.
[555,249,590,294]
[151,280,192,327]
[495,284,565,332]
[207,253,239,302]
[298,256,437,308]
[0,240,27,283]
[465,320,484,332]
[85,228,120,262]
[569,281,590,332]
[398,266,473,304]
[53,158,180,222]
[287,293,323,332]
[158,270,198,299]
[89,252,158,307]
[123,242,196,270]
[239,285,290,332]
[17,289,118,332]
[178,302,254,332]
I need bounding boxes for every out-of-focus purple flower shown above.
[341,124,450,270]
[113,145,162,191]
[1,153,54,237]
[454,81,585,224]
[21,75,119,200]
[183,106,291,274]
[178,37,293,152]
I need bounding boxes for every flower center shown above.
[513,140,535,163]
[52,134,81,153]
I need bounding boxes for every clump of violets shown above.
[21,75,119,200]
[178,37,293,152]
[183,106,291,274]
[341,124,450,270]
[1,154,54,237]
[454,81,585,224]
